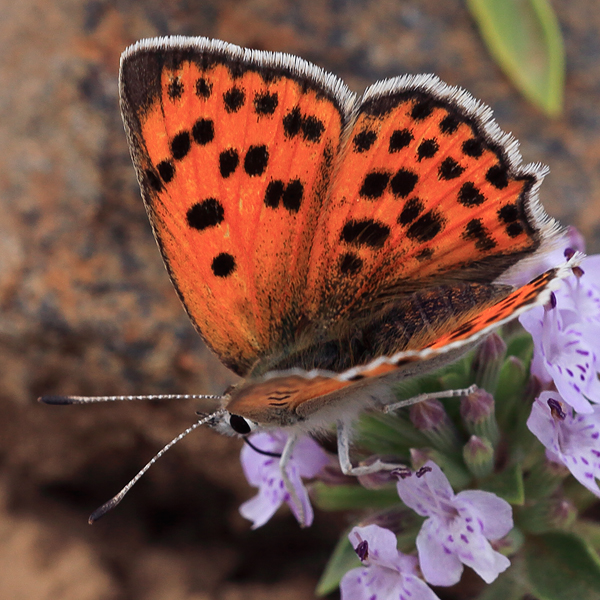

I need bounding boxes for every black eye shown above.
[229,414,252,435]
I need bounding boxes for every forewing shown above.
[120,37,354,375]
[304,75,560,324]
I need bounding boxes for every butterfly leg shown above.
[336,419,405,476]
[278,432,308,526]
[383,384,478,413]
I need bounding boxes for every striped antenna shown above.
[88,409,226,524]
[39,393,223,405]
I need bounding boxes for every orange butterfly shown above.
[45,36,576,523]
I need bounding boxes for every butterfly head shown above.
[205,407,262,438]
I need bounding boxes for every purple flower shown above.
[555,255,600,345]
[396,462,512,586]
[528,391,600,497]
[340,524,441,600]
[239,431,329,528]
[506,226,585,286]
[520,288,600,415]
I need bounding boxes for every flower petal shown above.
[416,519,464,586]
[349,525,403,570]
[396,462,454,517]
[455,490,513,540]
[239,487,283,529]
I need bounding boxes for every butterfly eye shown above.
[229,414,252,435]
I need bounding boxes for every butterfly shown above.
[45,36,576,523]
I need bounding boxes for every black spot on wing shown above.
[359,172,390,199]
[223,87,245,113]
[411,98,434,120]
[254,91,279,115]
[462,218,497,251]
[457,182,485,207]
[168,78,183,99]
[157,160,174,183]
[389,129,413,152]
[212,253,236,277]
[353,130,377,152]
[219,149,239,178]
[405,211,444,243]
[417,139,439,161]
[341,219,391,249]
[439,157,464,180]
[462,138,484,158]
[282,107,324,143]
[171,131,191,160]
[282,180,304,212]
[192,118,214,145]
[390,169,419,198]
[398,197,424,225]
[486,164,509,189]
[244,145,269,176]
[187,198,225,231]
[264,180,284,209]
[195,77,212,99]
[439,114,460,134]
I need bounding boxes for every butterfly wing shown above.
[119,37,355,376]
[305,75,561,332]
[226,260,576,424]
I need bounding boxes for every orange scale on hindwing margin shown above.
[427,269,558,350]
[124,49,345,375]
[305,85,543,321]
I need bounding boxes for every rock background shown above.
[1,1,599,599]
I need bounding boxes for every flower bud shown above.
[409,399,461,452]
[494,355,527,424]
[471,333,506,394]
[518,497,577,533]
[460,388,499,446]
[492,527,524,556]
[463,435,495,478]
[523,459,570,501]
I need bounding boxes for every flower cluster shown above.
[519,236,600,497]
[237,230,600,600]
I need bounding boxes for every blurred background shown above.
[1,1,599,599]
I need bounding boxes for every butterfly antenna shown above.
[88,409,226,524]
[39,394,224,405]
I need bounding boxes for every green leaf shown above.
[467,0,565,116]
[311,482,400,511]
[316,531,361,596]
[480,462,525,504]
[573,520,600,554]
[525,532,600,600]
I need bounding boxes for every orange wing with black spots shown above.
[305,75,559,324]
[120,38,353,376]
[120,37,563,385]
